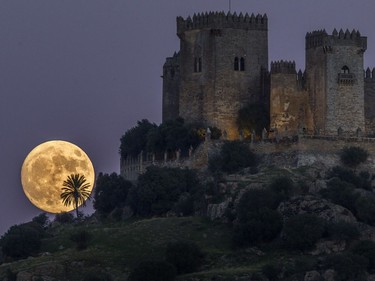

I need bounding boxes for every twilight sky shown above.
[1,0,375,235]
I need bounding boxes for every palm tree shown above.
[61,173,91,218]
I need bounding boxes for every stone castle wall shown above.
[164,12,268,140]
[270,61,312,134]
[365,68,375,135]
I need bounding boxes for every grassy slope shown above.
[1,216,272,280]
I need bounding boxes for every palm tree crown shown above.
[61,173,91,218]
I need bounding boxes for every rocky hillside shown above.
[2,145,375,281]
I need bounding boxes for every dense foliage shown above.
[119,119,157,158]
[340,146,369,169]
[70,230,92,250]
[282,214,325,251]
[120,118,222,161]
[209,141,258,173]
[233,189,282,246]
[128,260,176,281]
[165,241,204,274]
[93,172,133,216]
[0,222,44,259]
[323,253,367,281]
[128,166,201,216]
[236,103,269,137]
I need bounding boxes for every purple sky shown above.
[1,0,375,235]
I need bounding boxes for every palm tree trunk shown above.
[75,198,79,218]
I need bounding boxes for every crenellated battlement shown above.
[365,67,375,79]
[306,29,367,50]
[177,11,267,35]
[164,52,180,67]
[271,60,296,74]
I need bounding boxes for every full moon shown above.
[21,140,95,213]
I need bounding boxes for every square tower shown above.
[305,29,367,136]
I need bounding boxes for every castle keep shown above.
[163,12,375,138]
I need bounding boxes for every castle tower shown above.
[305,29,367,135]
[162,52,180,121]
[163,12,269,139]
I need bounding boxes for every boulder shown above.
[310,240,346,255]
[304,270,322,281]
[278,195,356,223]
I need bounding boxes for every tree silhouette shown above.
[61,174,91,218]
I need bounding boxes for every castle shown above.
[121,11,375,181]
[162,11,375,139]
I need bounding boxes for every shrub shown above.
[128,260,176,281]
[262,263,281,281]
[70,230,92,250]
[119,119,157,158]
[355,195,375,225]
[93,172,132,217]
[32,213,50,229]
[268,176,295,203]
[350,240,375,273]
[340,146,369,169]
[233,208,282,246]
[320,178,359,214]
[128,166,200,216]
[328,166,372,190]
[165,241,204,274]
[0,224,42,259]
[283,214,325,251]
[323,253,367,281]
[54,212,74,224]
[220,141,257,173]
[236,103,269,136]
[237,189,279,222]
[326,221,360,242]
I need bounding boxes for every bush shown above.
[283,214,325,251]
[350,240,375,273]
[268,176,294,203]
[326,221,360,242]
[128,166,200,216]
[340,146,369,169]
[328,166,372,190]
[128,260,176,281]
[219,141,258,173]
[320,178,359,214]
[119,119,157,158]
[355,195,375,225]
[236,103,269,137]
[237,189,279,222]
[0,223,42,259]
[54,212,74,224]
[70,230,92,250]
[323,253,367,281]
[233,208,282,246]
[165,241,204,274]
[93,172,132,217]
[262,263,281,281]
[32,213,50,229]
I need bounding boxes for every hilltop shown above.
[2,143,375,281]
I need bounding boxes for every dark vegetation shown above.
[340,146,369,169]
[2,120,375,281]
[119,118,221,159]
[209,141,258,173]
[236,103,269,137]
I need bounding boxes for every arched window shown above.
[240,57,245,71]
[234,57,239,71]
[341,66,350,74]
[234,57,245,71]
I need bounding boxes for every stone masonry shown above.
[162,11,375,138]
